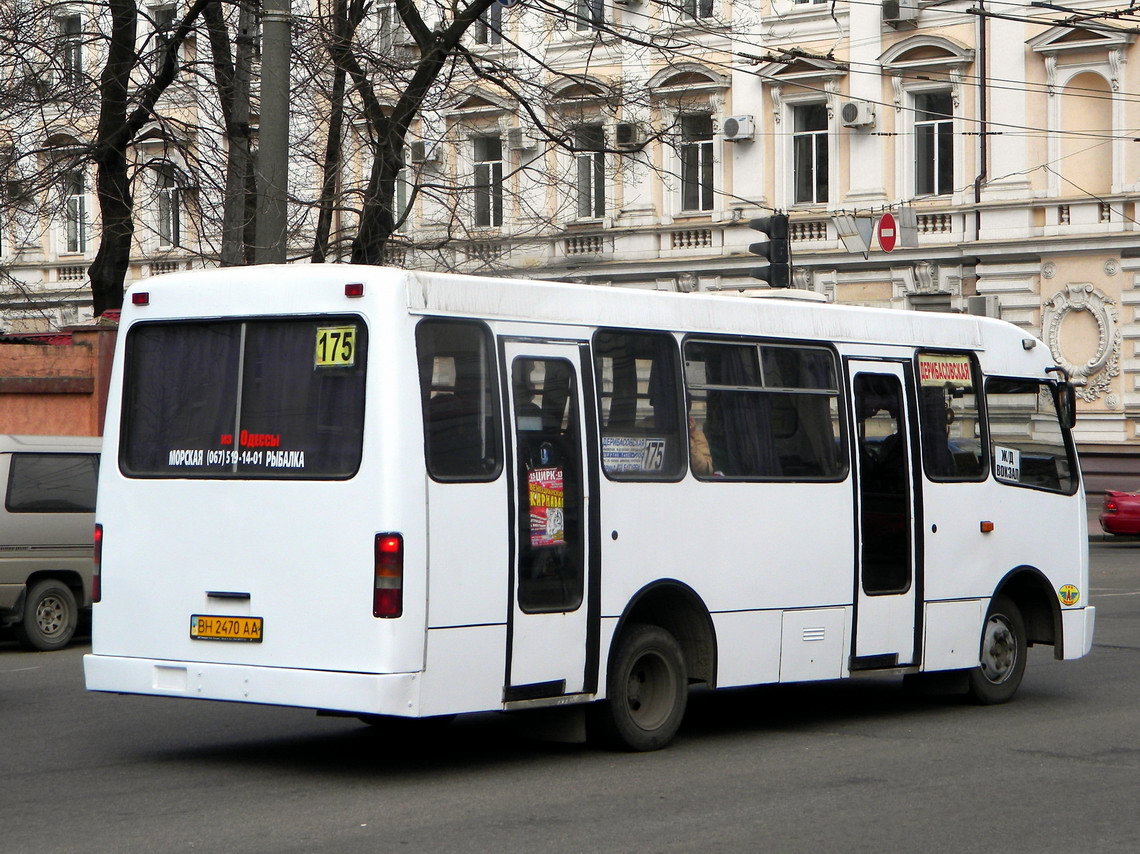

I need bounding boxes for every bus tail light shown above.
[373,533,403,618]
[93,524,103,603]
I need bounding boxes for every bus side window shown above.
[415,320,502,481]
[593,329,685,480]
[984,377,1077,494]
[683,340,844,481]
[916,352,985,481]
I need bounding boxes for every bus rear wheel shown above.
[593,623,687,751]
[967,594,1026,705]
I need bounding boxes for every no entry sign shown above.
[877,213,897,253]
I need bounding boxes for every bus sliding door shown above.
[502,340,594,701]
[849,360,920,668]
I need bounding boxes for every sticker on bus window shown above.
[315,326,356,367]
[918,353,972,387]
[601,437,667,473]
[528,466,565,547]
[994,445,1021,483]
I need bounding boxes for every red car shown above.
[1099,490,1140,535]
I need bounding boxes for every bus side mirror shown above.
[1046,367,1077,429]
[1061,383,1077,429]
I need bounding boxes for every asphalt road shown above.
[1,543,1137,854]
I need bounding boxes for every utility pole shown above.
[254,0,291,264]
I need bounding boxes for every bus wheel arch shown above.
[589,581,716,751]
[994,566,1063,658]
[610,580,717,690]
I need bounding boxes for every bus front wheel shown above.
[594,623,687,751]
[967,594,1027,705]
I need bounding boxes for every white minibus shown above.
[85,266,1094,750]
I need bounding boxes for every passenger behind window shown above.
[689,416,715,476]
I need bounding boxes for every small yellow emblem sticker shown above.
[1058,584,1080,606]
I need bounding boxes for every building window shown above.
[683,0,715,18]
[473,135,503,227]
[156,169,180,248]
[575,125,605,220]
[914,91,953,196]
[792,103,828,204]
[59,15,83,86]
[153,5,176,56]
[474,4,502,45]
[394,165,410,233]
[63,171,86,254]
[376,3,404,52]
[680,113,714,212]
[576,0,603,31]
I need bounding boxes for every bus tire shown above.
[14,579,78,651]
[593,623,687,752]
[967,594,1027,705]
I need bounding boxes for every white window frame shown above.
[911,88,955,198]
[61,170,87,255]
[574,124,606,221]
[394,164,411,233]
[678,113,715,214]
[59,13,83,86]
[575,0,603,32]
[474,4,503,46]
[473,134,504,228]
[682,0,715,19]
[790,101,830,206]
[155,168,181,249]
[150,4,177,59]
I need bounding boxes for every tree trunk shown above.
[312,0,364,263]
[204,1,256,266]
[88,0,138,317]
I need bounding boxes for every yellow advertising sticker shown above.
[315,326,356,367]
[1058,584,1080,606]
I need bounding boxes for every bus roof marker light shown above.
[1022,339,1036,350]
[132,292,150,306]
[345,282,364,298]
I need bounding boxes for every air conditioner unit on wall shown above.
[614,122,647,150]
[882,0,919,28]
[840,101,876,128]
[409,141,440,164]
[722,116,755,142]
[506,127,531,151]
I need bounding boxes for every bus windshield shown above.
[120,317,368,479]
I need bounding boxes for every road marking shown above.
[1090,590,1140,597]
[0,666,43,673]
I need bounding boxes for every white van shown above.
[0,435,101,650]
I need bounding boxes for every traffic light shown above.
[748,214,791,288]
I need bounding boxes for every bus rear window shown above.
[120,318,367,479]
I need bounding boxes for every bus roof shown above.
[128,265,1037,355]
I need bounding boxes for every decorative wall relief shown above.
[1042,284,1121,402]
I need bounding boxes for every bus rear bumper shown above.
[1062,605,1095,660]
[83,653,422,716]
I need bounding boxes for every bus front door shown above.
[503,341,593,700]
[849,361,920,668]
